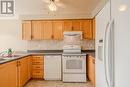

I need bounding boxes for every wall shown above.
[0,20,27,52]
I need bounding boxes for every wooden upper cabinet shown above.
[63,20,73,31]
[22,21,32,40]
[92,19,95,39]
[53,21,63,40]
[22,19,95,40]
[32,21,44,40]
[72,20,82,31]
[43,21,53,40]
[82,20,93,39]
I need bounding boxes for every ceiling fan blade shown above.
[55,0,60,2]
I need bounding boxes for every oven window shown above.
[66,60,82,69]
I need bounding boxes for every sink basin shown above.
[0,58,6,61]
[0,55,21,60]
[11,55,21,57]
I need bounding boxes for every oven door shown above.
[62,55,86,73]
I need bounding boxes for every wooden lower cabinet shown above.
[87,55,95,87]
[0,61,17,87]
[32,56,44,79]
[18,56,32,87]
[0,56,32,87]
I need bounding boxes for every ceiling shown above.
[16,0,108,19]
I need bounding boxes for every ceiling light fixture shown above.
[48,0,57,11]
[118,5,127,12]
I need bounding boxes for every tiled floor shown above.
[25,80,93,87]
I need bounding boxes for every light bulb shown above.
[118,5,127,12]
[48,1,57,11]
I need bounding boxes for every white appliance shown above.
[62,30,86,82]
[62,44,86,82]
[63,45,81,53]
[63,31,82,45]
[96,0,130,87]
[62,54,86,82]
[44,55,61,80]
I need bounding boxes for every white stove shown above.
[62,45,87,82]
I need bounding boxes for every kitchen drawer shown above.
[32,65,43,70]
[32,57,43,61]
[32,61,43,65]
[32,56,44,65]
[32,70,43,76]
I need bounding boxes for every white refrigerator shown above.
[96,0,130,87]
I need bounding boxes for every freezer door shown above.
[96,1,111,87]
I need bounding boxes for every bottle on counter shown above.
[7,48,12,57]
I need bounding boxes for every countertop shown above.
[0,50,95,65]
[0,54,30,65]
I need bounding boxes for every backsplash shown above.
[27,40,95,50]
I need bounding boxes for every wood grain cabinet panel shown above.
[18,57,29,87]
[0,61,17,87]
[22,21,32,40]
[82,20,93,39]
[92,19,95,39]
[72,20,82,31]
[87,55,95,87]
[52,21,64,40]
[63,20,73,31]
[32,21,44,40]
[43,21,53,40]
[32,56,44,79]
[22,19,95,40]
[27,56,32,81]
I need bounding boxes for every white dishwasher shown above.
[44,55,62,80]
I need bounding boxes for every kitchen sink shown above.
[0,58,6,61]
[0,55,21,60]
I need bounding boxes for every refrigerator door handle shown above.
[104,20,112,87]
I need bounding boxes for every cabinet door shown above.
[87,55,95,86]
[22,21,32,40]
[8,61,18,87]
[0,61,17,87]
[32,21,44,40]
[82,20,93,39]
[53,21,63,40]
[92,19,95,39]
[0,64,9,87]
[63,20,73,31]
[27,56,32,81]
[72,20,82,31]
[43,21,53,40]
[18,58,28,87]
